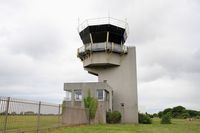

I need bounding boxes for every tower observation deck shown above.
[77,18,129,67]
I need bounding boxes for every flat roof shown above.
[64,82,113,92]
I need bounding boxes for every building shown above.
[64,17,138,123]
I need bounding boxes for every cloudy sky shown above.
[0,0,200,113]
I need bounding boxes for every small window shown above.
[97,89,104,101]
[74,90,82,101]
[65,90,72,101]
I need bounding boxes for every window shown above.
[65,90,72,101]
[74,90,82,101]
[97,89,105,101]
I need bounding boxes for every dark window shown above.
[97,89,104,101]
[74,90,82,101]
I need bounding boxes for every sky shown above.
[0,0,200,113]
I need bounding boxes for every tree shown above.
[158,111,163,118]
[172,106,186,118]
[153,113,158,118]
[181,112,190,119]
[163,108,172,116]
[84,90,98,124]
[187,110,199,117]
[157,106,200,119]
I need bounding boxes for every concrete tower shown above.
[77,18,138,123]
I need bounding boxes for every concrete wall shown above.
[85,47,138,123]
[62,105,88,125]
[63,82,113,124]
[62,100,108,124]
[64,82,112,110]
[83,52,121,67]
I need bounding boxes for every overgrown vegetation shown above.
[138,113,152,124]
[83,90,98,124]
[106,111,121,123]
[161,113,171,124]
[157,106,200,119]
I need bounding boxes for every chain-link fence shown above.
[0,97,62,133]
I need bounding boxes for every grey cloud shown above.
[7,23,65,59]
[0,0,200,112]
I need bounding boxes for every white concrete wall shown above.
[85,47,138,123]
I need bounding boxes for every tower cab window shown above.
[74,90,82,101]
[97,89,105,101]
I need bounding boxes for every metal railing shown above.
[78,17,129,35]
[0,97,62,133]
[77,42,128,58]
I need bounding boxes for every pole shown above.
[36,101,41,133]
[3,97,10,133]
[58,104,61,126]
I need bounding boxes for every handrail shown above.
[78,17,129,35]
[77,43,128,58]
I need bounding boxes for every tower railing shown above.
[77,42,128,59]
[78,17,129,35]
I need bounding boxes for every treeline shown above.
[0,111,57,116]
[139,106,200,124]
[150,106,200,119]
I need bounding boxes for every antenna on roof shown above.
[78,17,80,26]
[108,10,110,24]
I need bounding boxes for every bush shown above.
[138,113,152,124]
[84,90,98,124]
[106,111,112,123]
[161,113,171,124]
[106,111,121,123]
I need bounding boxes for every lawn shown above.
[51,118,200,133]
[0,115,61,132]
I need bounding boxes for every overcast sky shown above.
[0,0,200,113]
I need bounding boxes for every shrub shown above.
[84,90,98,124]
[138,113,152,124]
[106,111,121,123]
[161,113,171,124]
[106,111,112,123]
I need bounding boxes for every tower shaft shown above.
[85,47,138,123]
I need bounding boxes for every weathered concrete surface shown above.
[62,105,88,125]
[85,47,138,123]
[63,82,113,124]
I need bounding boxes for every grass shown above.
[1,116,200,133]
[0,115,61,132]
[51,118,200,133]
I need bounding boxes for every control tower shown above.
[77,17,138,123]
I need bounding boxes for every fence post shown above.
[58,104,61,126]
[3,97,10,133]
[36,101,41,133]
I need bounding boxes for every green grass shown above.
[0,115,61,132]
[1,117,200,133]
[51,118,200,133]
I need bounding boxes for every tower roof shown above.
[78,17,129,45]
